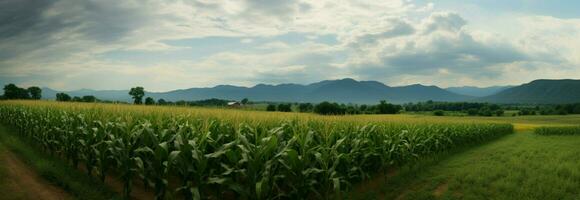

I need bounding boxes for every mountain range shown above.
[41,78,580,104]
[479,79,580,104]
[445,86,512,97]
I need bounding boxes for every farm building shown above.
[227,101,241,107]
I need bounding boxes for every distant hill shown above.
[478,79,580,104]
[42,78,472,104]
[446,86,512,97]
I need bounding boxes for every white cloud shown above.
[1,0,580,90]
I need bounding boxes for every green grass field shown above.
[0,100,579,199]
[352,132,580,200]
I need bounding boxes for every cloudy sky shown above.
[1,0,580,91]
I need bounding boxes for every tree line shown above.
[8,83,580,117]
[1,84,42,100]
[404,101,505,116]
[266,100,402,115]
[513,103,580,115]
[55,93,100,102]
[56,86,240,107]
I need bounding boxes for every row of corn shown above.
[0,102,513,199]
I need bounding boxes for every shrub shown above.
[433,110,445,116]
[314,101,345,115]
[277,103,292,112]
[266,104,276,111]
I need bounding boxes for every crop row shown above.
[535,126,580,135]
[0,102,512,199]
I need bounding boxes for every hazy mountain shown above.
[478,79,580,104]
[42,78,472,104]
[446,86,512,97]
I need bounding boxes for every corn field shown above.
[0,101,513,199]
[535,126,580,135]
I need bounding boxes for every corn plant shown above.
[535,126,580,135]
[0,101,513,199]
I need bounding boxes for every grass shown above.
[0,125,119,200]
[352,131,580,200]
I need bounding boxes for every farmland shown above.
[0,100,579,199]
[0,100,515,199]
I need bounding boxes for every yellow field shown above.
[3,100,578,130]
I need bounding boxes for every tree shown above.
[266,104,276,111]
[573,104,580,114]
[129,87,145,104]
[157,98,167,105]
[241,98,249,105]
[433,110,445,116]
[376,100,401,114]
[467,108,479,116]
[277,104,292,112]
[56,93,72,102]
[72,96,82,102]
[314,102,345,115]
[479,109,493,117]
[28,86,42,99]
[3,84,33,99]
[82,95,97,102]
[16,87,30,99]
[3,84,20,99]
[360,105,368,112]
[145,97,155,105]
[298,103,314,112]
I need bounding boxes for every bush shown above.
[56,93,72,102]
[375,100,401,114]
[433,110,445,116]
[277,104,292,112]
[81,95,97,102]
[298,103,314,112]
[467,108,479,116]
[266,104,276,111]
[479,109,493,117]
[314,102,345,115]
[145,97,155,105]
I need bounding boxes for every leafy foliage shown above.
[82,95,97,102]
[3,83,39,100]
[129,87,145,104]
[298,103,314,112]
[277,103,292,112]
[405,101,504,116]
[145,97,155,105]
[266,104,276,111]
[56,93,72,102]
[27,87,42,99]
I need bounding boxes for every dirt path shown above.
[0,149,71,200]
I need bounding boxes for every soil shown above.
[433,182,448,197]
[0,149,71,200]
